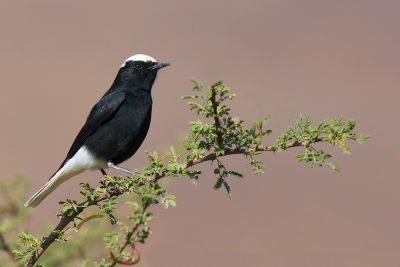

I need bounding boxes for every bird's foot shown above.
[106,183,118,197]
[100,169,118,197]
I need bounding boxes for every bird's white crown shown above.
[121,54,157,68]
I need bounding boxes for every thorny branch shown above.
[24,138,320,267]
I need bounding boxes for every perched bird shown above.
[24,54,170,208]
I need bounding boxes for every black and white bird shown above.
[24,54,170,208]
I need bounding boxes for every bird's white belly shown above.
[63,146,107,173]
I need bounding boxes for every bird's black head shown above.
[112,54,170,92]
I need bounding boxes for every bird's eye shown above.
[134,64,142,69]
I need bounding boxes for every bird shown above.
[24,54,170,208]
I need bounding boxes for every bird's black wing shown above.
[64,91,127,161]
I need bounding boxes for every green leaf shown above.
[357,134,370,144]
[190,78,203,91]
[214,177,223,190]
[326,162,340,172]
[108,213,117,225]
[167,199,177,207]
[222,180,232,197]
[228,170,244,178]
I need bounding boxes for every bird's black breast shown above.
[84,92,152,165]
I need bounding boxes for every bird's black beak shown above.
[149,62,171,70]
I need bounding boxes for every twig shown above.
[209,91,223,148]
[109,204,149,267]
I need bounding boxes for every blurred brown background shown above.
[0,1,399,266]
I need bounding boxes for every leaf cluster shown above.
[277,115,369,171]
[182,79,272,194]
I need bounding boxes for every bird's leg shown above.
[107,162,138,176]
[104,162,139,197]
[100,169,108,176]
